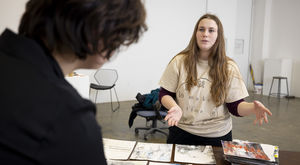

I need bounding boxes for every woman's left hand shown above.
[253,100,272,125]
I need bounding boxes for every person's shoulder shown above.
[173,53,185,60]
[227,59,243,79]
[227,59,240,72]
[169,54,185,65]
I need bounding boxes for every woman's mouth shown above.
[201,40,209,43]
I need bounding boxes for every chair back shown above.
[94,69,118,86]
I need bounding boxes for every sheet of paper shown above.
[103,138,136,160]
[148,162,182,165]
[261,144,279,162]
[174,144,216,164]
[130,142,172,162]
[107,160,148,165]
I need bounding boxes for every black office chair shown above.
[90,69,120,112]
[128,90,169,140]
[134,109,169,140]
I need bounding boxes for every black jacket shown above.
[0,29,107,165]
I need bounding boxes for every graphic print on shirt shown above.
[176,76,218,125]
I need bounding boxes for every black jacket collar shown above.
[0,29,64,79]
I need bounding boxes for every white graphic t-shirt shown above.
[159,54,249,137]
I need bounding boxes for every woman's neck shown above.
[199,50,210,60]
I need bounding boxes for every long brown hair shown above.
[177,13,229,106]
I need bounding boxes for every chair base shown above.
[133,108,169,140]
[135,127,168,140]
[135,117,169,140]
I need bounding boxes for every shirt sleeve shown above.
[158,56,181,93]
[225,61,249,103]
[226,99,244,117]
[159,87,176,103]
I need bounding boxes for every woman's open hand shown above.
[253,100,272,125]
[164,105,182,126]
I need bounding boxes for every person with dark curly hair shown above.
[0,0,147,164]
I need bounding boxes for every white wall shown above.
[250,0,266,86]
[0,0,27,33]
[207,0,253,89]
[268,0,300,97]
[1,0,254,102]
[234,0,253,89]
[251,0,300,97]
[94,0,253,103]
[90,0,207,103]
[207,0,237,60]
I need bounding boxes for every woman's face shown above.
[196,18,218,53]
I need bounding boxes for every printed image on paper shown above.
[149,162,182,165]
[130,142,172,162]
[222,139,278,162]
[103,138,136,160]
[174,144,216,164]
[107,160,148,165]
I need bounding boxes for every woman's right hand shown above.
[164,105,182,126]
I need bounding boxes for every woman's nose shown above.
[204,29,210,35]
[202,31,208,37]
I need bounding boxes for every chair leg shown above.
[109,89,113,111]
[135,119,169,140]
[110,87,120,112]
[277,79,281,98]
[113,87,120,109]
[286,78,289,96]
[89,88,91,100]
[135,127,151,133]
[269,78,275,97]
[152,118,157,128]
[143,127,168,140]
[149,128,169,136]
[94,90,98,103]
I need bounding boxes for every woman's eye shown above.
[209,29,215,33]
[199,28,205,32]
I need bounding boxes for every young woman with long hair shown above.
[159,14,271,146]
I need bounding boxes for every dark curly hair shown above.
[18,0,147,59]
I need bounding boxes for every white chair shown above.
[90,69,120,112]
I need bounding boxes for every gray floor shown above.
[95,93,300,152]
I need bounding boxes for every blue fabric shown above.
[143,88,160,109]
